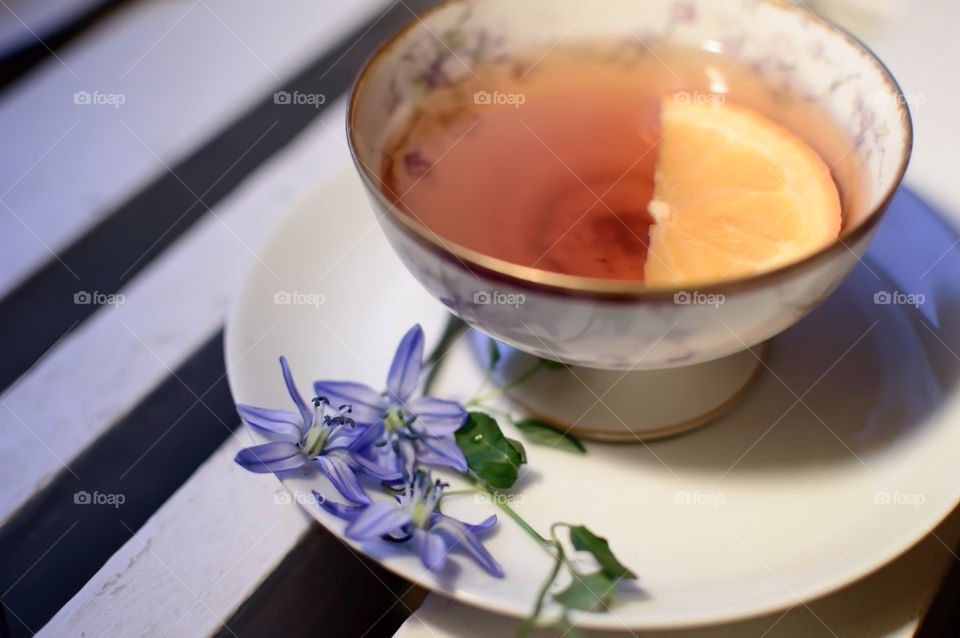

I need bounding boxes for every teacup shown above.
[347,0,912,439]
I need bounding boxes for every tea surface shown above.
[380,43,863,282]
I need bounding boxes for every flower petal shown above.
[361,437,405,488]
[279,356,312,427]
[348,420,386,453]
[325,424,368,451]
[431,516,505,578]
[236,404,302,441]
[408,396,468,436]
[386,325,424,403]
[316,455,371,505]
[398,437,418,482]
[234,441,305,474]
[431,512,498,534]
[415,528,448,572]
[344,501,413,541]
[312,381,385,424]
[349,451,404,482]
[416,435,468,472]
[314,491,364,521]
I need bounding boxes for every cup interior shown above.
[348,0,911,293]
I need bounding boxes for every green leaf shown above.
[569,526,636,580]
[515,419,586,454]
[553,571,616,611]
[506,437,527,464]
[455,412,525,489]
[486,338,501,371]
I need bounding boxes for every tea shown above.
[379,43,866,283]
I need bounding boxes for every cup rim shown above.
[346,0,913,300]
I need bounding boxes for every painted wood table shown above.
[0,1,958,637]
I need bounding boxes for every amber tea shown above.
[379,43,868,285]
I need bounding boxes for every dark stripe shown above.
[0,331,235,637]
[0,0,444,394]
[0,596,10,638]
[0,1,136,91]
[216,528,427,638]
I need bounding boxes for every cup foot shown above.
[472,331,766,442]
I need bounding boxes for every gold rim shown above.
[507,343,768,442]
[346,0,913,300]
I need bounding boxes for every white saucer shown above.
[225,171,960,630]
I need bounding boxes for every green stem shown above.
[457,472,553,549]
[549,522,579,571]
[421,316,466,395]
[469,404,513,421]
[441,488,480,497]
[467,360,546,407]
[468,368,493,404]
[516,548,565,637]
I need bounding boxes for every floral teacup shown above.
[347,0,911,376]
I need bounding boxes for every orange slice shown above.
[644,96,841,286]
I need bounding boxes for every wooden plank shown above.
[0,0,390,298]
[0,98,350,527]
[35,428,315,637]
[827,0,960,220]
[33,156,448,638]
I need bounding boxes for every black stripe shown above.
[0,0,443,394]
[0,596,10,638]
[0,1,136,91]
[0,331,235,637]
[215,528,427,638]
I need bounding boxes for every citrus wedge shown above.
[644,96,841,286]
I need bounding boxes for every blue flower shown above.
[234,356,401,505]
[314,325,468,481]
[314,471,503,577]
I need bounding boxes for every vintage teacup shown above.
[347,0,912,439]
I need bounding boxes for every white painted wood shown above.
[0,97,353,527]
[0,0,391,298]
[37,160,449,638]
[36,427,315,637]
[831,0,960,223]
[7,0,959,636]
